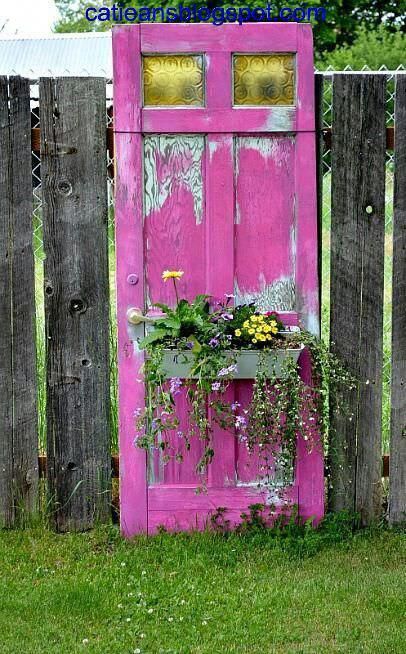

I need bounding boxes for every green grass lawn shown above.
[0,524,405,654]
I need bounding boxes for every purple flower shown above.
[231,402,241,411]
[133,408,143,417]
[211,381,221,391]
[169,377,182,395]
[177,430,183,439]
[185,341,194,350]
[226,335,232,342]
[235,415,247,430]
[209,337,219,348]
[218,364,237,377]
[221,313,233,321]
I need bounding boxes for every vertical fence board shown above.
[0,77,38,526]
[9,77,39,521]
[329,74,386,525]
[0,77,14,526]
[40,77,111,531]
[389,76,406,526]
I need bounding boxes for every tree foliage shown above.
[317,25,406,71]
[54,1,404,58]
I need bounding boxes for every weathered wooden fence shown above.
[0,73,405,531]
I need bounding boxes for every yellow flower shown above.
[162,270,184,281]
[256,325,263,333]
[243,320,250,328]
[258,315,264,322]
[266,334,272,340]
[248,328,255,335]
[255,332,262,339]
[270,320,277,327]
[235,329,242,337]
[250,315,258,322]
[271,326,278,334]
[263,325,271,333]
[252,338,257,344]
[259,334,266,341]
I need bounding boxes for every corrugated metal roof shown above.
[0,32,112,78]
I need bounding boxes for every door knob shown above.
[127,307,155,325]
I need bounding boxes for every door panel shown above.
[113,23,323,536]
[234,136,296,311]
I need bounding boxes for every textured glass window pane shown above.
[233,54,295,106]
[143,55,204,107]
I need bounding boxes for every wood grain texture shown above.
[389,75,406,525]
[0,77,14,526]
[9,77,39,523]
[329,74,386,525]
[0,77,38,527]
[40,77,111,532]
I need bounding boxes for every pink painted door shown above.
[113,23,323,536]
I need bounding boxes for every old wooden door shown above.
[113,23,323,536]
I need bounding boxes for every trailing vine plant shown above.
[134,270,356,489]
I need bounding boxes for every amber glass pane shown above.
[233,54,295,106]
[143,55,204,107]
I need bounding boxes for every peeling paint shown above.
[234,274,296,312]
[235,199,241,225]
[144,135,204,223]
[304,311,320,337]
[237,135,294,165]
[208,139,218,161]
[290,222,297,267]
[263,107,295,132]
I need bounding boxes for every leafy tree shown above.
[54,0,404,58]
[317,25,406,71]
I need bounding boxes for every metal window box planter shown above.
[158,345,305,380]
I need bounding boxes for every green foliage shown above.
[317,25,406,71]
[139,294,212,349]
[135,276,355,488]
[54,0,404,59]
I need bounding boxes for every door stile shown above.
[113,25,148,535]
[205,134,237,488]
[115,134,148,537]
[293,130,324,522]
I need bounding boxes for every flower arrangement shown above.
[134,271,355,489]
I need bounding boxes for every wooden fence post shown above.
[389,75,406,526]
[40,77,111,531]
[0,76,39,527]
[329,74,386,525]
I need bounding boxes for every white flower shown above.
[82,639,89,645]
[147,608,154,614]
[134,649,141,654]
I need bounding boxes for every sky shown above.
[0,0,59,36]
